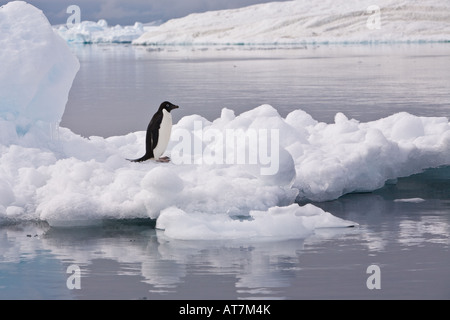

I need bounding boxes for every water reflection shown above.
[398,216,450,247]
[2,166,450,299]
[1,187,449,300]
[0,220,348,299]
[316,167,450,250]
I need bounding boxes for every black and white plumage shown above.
[128,101,179,163]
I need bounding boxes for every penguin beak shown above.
[172,105,179,110]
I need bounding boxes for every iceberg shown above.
[54,20,153,44]
[134,0,450,46]
[0,1,80,138]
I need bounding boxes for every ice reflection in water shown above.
[1,189,449,300]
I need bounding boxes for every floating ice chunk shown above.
[394,198,426,203]
[156,204,357,240]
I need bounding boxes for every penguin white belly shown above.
[153,109,172,159]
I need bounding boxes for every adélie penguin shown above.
[128,101,179,163]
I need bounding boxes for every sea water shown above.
[1,44,450,300]
[62,43,450,138]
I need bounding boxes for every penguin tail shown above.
[127,154,153,163]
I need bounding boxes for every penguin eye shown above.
[166,104,170,108]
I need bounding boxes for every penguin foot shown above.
[157,157,171,163]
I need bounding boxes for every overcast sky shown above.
[3,0,289,25]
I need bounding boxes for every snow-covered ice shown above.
[134,0,450,46]
[2,1,450,240]
[286,111,450,202]
[394,198,426,203]
[6,103,445,236]
[157,204,356,241]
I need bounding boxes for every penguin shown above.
[128,101,179,163]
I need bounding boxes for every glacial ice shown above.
[52,1,450,46]
[133,0,450,46]
[0,1,79,139]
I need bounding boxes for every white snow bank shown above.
[156,204,356,241]
[0,1,80,137]
[55,20,153,44]
[134,0,450,45]
[24,119,300,227]
[166,107,450,203]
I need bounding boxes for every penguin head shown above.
[160,101,179,113]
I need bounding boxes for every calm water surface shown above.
[1,44,450,300]
[62,43,450,137]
